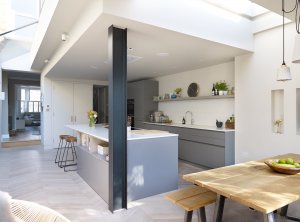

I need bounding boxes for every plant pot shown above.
[176,93,181,98]
[223,91,228,96]
[219,90,224,96]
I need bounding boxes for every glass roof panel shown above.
[204,0,269,18]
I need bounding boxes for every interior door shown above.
[73,83,93,125]
[52,81,74,146]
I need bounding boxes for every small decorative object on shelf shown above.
[174,88,183,97]
[216,120,223,128]
[274,119,283,134]
[211,84,216,96]
[225,114,235,129]
[88,110,97,127]
[215,80,229,96]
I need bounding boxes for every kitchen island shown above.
[67,124,178,203]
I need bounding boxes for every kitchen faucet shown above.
[185,111,194,125]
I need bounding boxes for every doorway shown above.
[93,85,108,124]
[1,71,41,147]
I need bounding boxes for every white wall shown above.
[235,23,300,163]
[41,75,108,148]
[0,69,2,145]
[154,62,235,126]
[1,72,8,137]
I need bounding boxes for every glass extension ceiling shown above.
[204,0,269,19]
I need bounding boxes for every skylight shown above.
[204,0,269,19]
[0,0,43,42]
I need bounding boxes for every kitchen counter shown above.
[67,124,178,203]
[67,124,177,142]
[144,122,235,132]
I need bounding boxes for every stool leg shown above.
[184,211,193,222]
[197,207,207,222]
[72,141,77,159]
[64,142,77,172]
[62,142,71,167]
[54,139,62,163]
[59,141,69,168]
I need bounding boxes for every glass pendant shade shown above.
[277,63,292,81]
[292,35,300,63]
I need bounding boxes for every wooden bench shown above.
[165,186,216,222]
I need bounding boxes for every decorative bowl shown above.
[264,159,300,175]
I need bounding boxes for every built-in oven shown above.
[127,99,134,127]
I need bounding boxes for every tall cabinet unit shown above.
[52,81,93,146]
[128,80,158,128]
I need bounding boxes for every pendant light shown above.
[277,0,292,81]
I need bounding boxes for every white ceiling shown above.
[252,0,296,20]
[22,0,300,82]
[46,14,248,81]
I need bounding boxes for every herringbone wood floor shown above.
[0,145,298,221]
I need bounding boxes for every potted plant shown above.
[174,87,183,97]
[215,81,229,96]
[274,119,283,133]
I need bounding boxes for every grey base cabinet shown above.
[143,123,235,168]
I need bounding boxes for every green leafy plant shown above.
[174,88,183,94]
[215,81,229,91]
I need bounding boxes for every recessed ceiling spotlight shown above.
[156,52,169,57]
[90,65,98,69]
[128,47,133,51]
[44,59,49,63]
[61,33,69,41]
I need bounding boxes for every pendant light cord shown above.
[283,0,286,65]
[282,0,300,34]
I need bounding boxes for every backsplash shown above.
[154,62,234,126]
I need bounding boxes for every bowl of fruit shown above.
[265,158,300,175]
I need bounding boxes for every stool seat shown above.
[65,136,77,143]
[59,135,70,140]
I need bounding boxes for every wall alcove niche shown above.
[296,89,300,134]
[271,89,284,134]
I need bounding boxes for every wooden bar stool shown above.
[60,136,77,172]
[55,135,70,164]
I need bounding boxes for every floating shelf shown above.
[154,95,234,102]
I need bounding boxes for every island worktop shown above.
[67,124,178,203]
[67,124,178,142]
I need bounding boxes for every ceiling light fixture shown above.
[61,33,69,41]
[277,0,292,81]
[280,0,300,63]
[44,59,49,64]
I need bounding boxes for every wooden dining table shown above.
[183,153,300,222]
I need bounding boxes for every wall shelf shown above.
[154,95,234,102]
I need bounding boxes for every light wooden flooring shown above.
[0,146,299,222]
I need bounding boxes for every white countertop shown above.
[144,122,235,132]
[67,124,178,142]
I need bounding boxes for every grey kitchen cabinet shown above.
[128,80,158,124]
[143,123,235,168]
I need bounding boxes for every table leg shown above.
[184,211,193,222]
[212,195,226,222]
[264,212,275,222]
[280,205,288,217]
[197,207,207,222]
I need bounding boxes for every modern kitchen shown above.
[2,0,300,221]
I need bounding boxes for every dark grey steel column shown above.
[108,25,127,212]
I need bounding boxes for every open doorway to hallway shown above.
[1,70,41,147]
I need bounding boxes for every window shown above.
[19,86,41,113]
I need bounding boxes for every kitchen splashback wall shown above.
[154,62,234,126]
